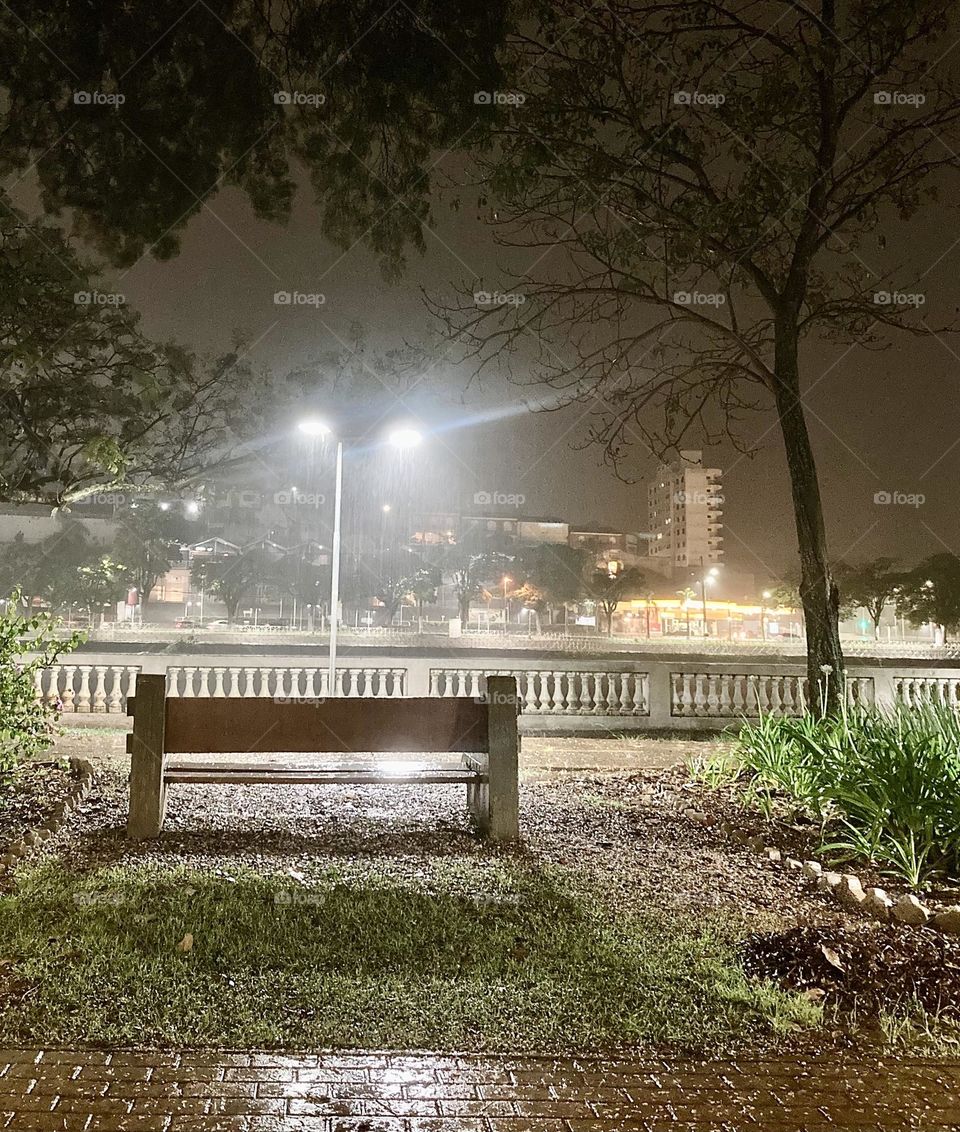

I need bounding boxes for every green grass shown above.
[0,860,818,1052]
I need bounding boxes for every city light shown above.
[387,426,422,449]
[297,417,331,438]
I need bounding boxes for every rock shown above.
[6,840,26,858]
[22,830,40,847]
[802,861,823,879]
[863,887,893,922]
[32,827,51,842]
[747,835,765,852]
[763,847,782,862]
[0,854,15,870]
[933,907,960,935]
[837,874,866,908]
[785,857,803,870]
[892,894,931,926]
[684,809,709,825]
[816,871,842,892]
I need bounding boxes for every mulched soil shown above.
[741,923,960,1021]
[0,760,77,847]
[13,730,960,1030]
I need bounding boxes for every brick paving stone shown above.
[0,1050,957,1129]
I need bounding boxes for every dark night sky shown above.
[22,149,960,582]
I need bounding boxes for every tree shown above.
[0,198,315,506]
[516,544,589,624]
[836,558,902,639]
[73,555,131,626]
[191,548,278,620]
[0,1,505,276]
[586,567,648,636]
[896,555,960,644]
[440,547,511,625]
[434,1,960,712]
[112,505,190,609]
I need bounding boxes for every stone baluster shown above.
[693,674,708,715]
[105,667,123,712]
[211,668,226,697]
[577,673,592,714]
[521,674,537,714]
[781,677,796,715]
[76,666,92,711]
[255,667,270,697]
[391,668,405,696]
[91,666,108,712]
[183,668,198,697]
[706,673,720,715]
[34,669,46,705]
[629,670,643,715]
[61,666,77,712]
[240,668,256,697]
[335,668,346,696]
[194,667,211,696]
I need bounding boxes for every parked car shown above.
[206,619,230,628]
[173,617,195,629]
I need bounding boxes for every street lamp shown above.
[296,418,422,691]
[502,575,512,628]
[761,590,772,641]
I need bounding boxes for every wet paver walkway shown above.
[0,1049,958,1131]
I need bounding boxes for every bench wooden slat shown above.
[164,764,485,785]
[163,696,488,754]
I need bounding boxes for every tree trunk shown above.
[457,591,470,623]
[773,318,844,715]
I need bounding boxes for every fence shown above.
[33,658,960,730]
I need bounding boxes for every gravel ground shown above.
[17,736,841,932]
[0,761,76,847]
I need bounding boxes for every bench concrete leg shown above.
[127,674,168,839]
[484,676,520,842]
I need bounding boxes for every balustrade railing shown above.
[429,668,649,715]
[165,666,405,699]
[670,672,875,717]
[34,664,140,713]
[32,658,960,728]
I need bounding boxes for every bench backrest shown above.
[160,695,488,754]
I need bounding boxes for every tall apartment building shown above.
[646,450,723,568]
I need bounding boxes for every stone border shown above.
[722,821,960,937]
[0,757,95,874]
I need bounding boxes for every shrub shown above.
[0,593,83,774]
[718,705,960,888]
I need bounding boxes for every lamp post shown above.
[760,590,772,640]
[297,418,421,692]
[698,562,720,636]
[502,575,512,629]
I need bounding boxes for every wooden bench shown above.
[125,674,519,842]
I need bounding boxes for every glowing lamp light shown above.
[388,427,422,449]
[298,417,331,438]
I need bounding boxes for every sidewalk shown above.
[1,1048,957,1130]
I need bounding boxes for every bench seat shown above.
[164,761,486,786]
